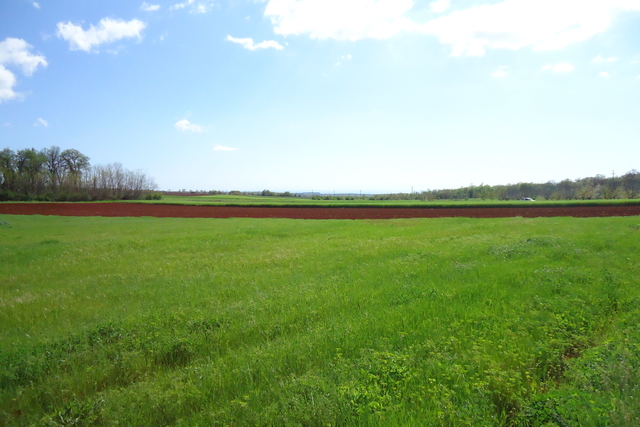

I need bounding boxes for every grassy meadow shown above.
[1,214,640,426]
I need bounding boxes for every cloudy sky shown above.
[2,0,639,193]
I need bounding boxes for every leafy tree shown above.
[61,148,90,191]
[15,148,47,196]
[622,170,640,199]
[0,148,16,191]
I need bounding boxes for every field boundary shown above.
[2,202,640,219]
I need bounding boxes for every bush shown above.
[0,190,15,201]
[144,192,163,200]
[69,192,91,202]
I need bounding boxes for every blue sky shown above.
[1,0,639,193]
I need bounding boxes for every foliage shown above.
[416,171,640,201]
[0,147,157,201]
[144,192,163,200]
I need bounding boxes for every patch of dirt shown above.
[1,203,640,219]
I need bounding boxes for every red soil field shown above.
[1,202,640,219]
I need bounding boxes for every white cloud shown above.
[0,38,48,76]
[592,54,618,63]
[0,66,18,102]
[171,0,193,10]
[598,71,611,77]
[420,0,640,57]
[0,38,47,103]
[140,2,161,12]
[175,119,205,132]
[170,0,211,13]
[32,2,40,9]
[34,118,48,127]
[264,0,417,41]
[226,36,284,51]
[213,145,238,152]
[542,62,575,73]
[491,65,509,78]
[262,0,640,54]
[335,54,353,66]
[57,18,146,52]
[429,0,451,14]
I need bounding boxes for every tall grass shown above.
[1,215,639,426]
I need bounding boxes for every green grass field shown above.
[1,214,640,426]
[125,194,640,208]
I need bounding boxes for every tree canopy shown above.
[0,146,158,201]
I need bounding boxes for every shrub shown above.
[144,192,163,200]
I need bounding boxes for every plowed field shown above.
[2,202,640,219]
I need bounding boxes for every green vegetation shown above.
[0,146,157,202]
[419,170,640,201]
[179,169,640,202]
[2,214,640,426]
[130,193,640,208]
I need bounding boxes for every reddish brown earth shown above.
[1,202,640,219]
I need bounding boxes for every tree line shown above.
[0,146,159,201]
[363,170,640,201]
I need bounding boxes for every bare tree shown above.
[41,146,67,191]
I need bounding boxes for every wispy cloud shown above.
[140,2,161,12]
[34,118,48,127]
[57,18,146,52]
[592,55,618,63]
[0,38,48,103]
[598,71,611,77]
[335,54,352,66]
[263,0,640,54]
[492,65,509,78]
[175,119,205,132]
[32,2,40,9]
[226,36,284,51]
[213,145,238,152]
[171,0,193,10]
[264,0,416,41]
[170,0,212,13]
[429,0,451,14]
[542,62,575,73]
[419,0,640,57]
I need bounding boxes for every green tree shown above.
[15,148,47,196]
[0,148,16,192]
[61,148,90,192]
[622,170,640,199]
